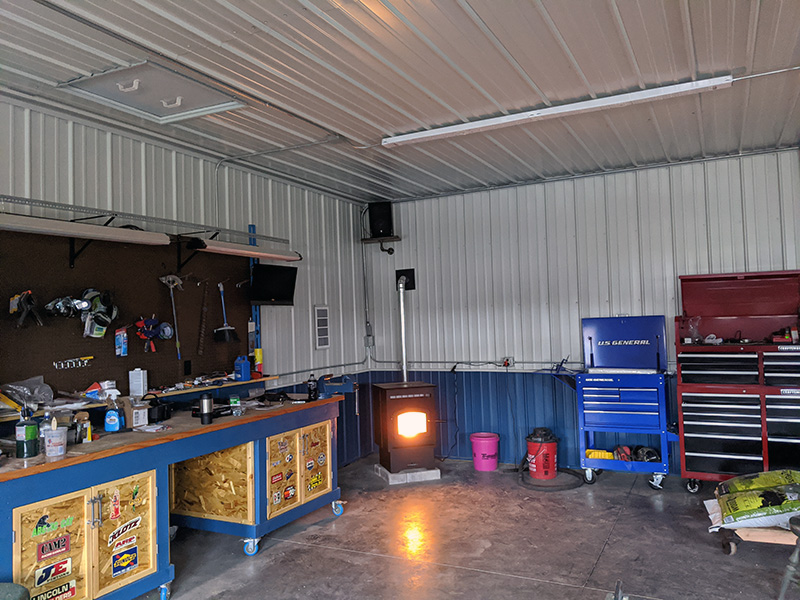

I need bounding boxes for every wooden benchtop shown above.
[0,395,342,483]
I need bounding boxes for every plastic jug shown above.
[234,356,251,381]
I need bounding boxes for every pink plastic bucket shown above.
[470,432,500,471]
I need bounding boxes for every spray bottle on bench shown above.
[104,389,124,432]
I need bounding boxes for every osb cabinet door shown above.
[92,471,157,597]
[267,429,301,519]
[301,420,332,504]
[171,442,255,524]
[13,489,92,600]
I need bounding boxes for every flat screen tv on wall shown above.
[250,264,298,306]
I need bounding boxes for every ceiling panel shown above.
[0,0,797,202]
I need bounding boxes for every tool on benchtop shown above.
[214,282,239,342]
[159,274,184,360]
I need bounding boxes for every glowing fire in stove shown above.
[397,411,427,438]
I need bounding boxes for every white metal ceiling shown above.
[1,0,799,203]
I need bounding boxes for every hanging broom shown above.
[214,282,239,342]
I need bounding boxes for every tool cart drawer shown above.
[764,353,800,386]
[683,433,763,456]
[684,452,764,475]
[678,353,759,384]
[582,387,660,429]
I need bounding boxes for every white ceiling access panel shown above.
[0,0,799,203]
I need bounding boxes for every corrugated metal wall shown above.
[0,98,367,385]
[367,150,800,370]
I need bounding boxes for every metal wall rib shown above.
[0,99,367,385]
[367,150,800,370]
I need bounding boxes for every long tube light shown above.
[187,237,301,262]
[382,76,733,147]
[0,212,170,245]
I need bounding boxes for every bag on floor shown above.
[717,484,800,529]
[715,470,800,497]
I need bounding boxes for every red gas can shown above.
[526,428,558,480]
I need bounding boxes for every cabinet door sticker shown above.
[35,557,72,587]
[107,516,142,546]
[37,535,70,561]
[111,546,139,578]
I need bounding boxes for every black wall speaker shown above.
[368,202,393,238]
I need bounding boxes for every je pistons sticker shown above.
[317,452,326,466]
[37,534,70,561]
[271,473,283,484]
[112,546,138,578]
[306,460,314,471]
[112,535,136,551]
[108,516,141,546]
[30,579,76,600]
[35,557,72,587]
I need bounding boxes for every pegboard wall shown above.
[1,230,252,395]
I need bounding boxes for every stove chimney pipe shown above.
[397,276,408,382]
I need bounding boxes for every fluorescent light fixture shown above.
[187,237,301,262]
[0,212,170,245]
[382,76,733,147]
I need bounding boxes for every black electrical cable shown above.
[512,457,585,492]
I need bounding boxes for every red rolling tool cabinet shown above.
[675,270,800,494]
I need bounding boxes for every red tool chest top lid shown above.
[679,270,800,317]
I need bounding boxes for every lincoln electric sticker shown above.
[35,557,72,587]
[112,546,139,578]
[108,516,142,546]
[37,535,70,561]
[30,580,76,600]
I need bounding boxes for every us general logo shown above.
[112,546,139,578]
[35,557,72,587]
[37,534,70,561]
[108,516,141,546]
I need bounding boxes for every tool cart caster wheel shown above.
[647,474,665,490]
[332,501,344,516]
[583,468,597,484]
[159,583,171,600]
[722,539,738,555]
[684,479,703,494]
[243,540,259,556]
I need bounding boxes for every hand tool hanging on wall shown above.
[10,290,44,327]
[159,275,184,360]
[197,280,209,356]
[214,282,239,343]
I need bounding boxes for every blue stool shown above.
[0,583,28,600]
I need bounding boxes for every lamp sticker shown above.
[108,516,142,546]
[306,460,314,471]
[37,535,70,561]
[271,473,283,485]
[112,546,139,578]
[110,489,121,520]
[317,453,326,467]
[284,486,296,500]
[34,557,72,587]
[30,580,76,600]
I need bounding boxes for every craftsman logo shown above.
[306,460,315,471]
[307,472,323,492]
[108,517,141,546]
[271,473,283,484]
[781,389,800,395]
[37,535,70,561]
[586,378,614,382]
[112,535,136,551]
[597,339,650,346]
[778,346,798,351]
[30,580,76,600]
[112,546,138,578]
[284,486,296,500]
[35,558,72,587]
[317,452,326,466]
[110,489,121,520]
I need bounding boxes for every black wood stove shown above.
[373,381,437,472]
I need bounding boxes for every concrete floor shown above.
[140,457,800,600]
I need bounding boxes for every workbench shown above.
[0,395,343,600]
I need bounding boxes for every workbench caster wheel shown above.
[583,468,597,484]
[332,501,344,516]
[159,583,171,600]
[684,479,703,494]
[169,526,178,541]
[243,540,259,556]
[722,539,738,555]
[647,474,665,490]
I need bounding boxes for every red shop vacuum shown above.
[526,428,558,480]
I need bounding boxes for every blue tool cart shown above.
[576,316,677,489]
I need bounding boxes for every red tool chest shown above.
[675,270,800,494]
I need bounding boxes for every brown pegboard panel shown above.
[1,231,253,395]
